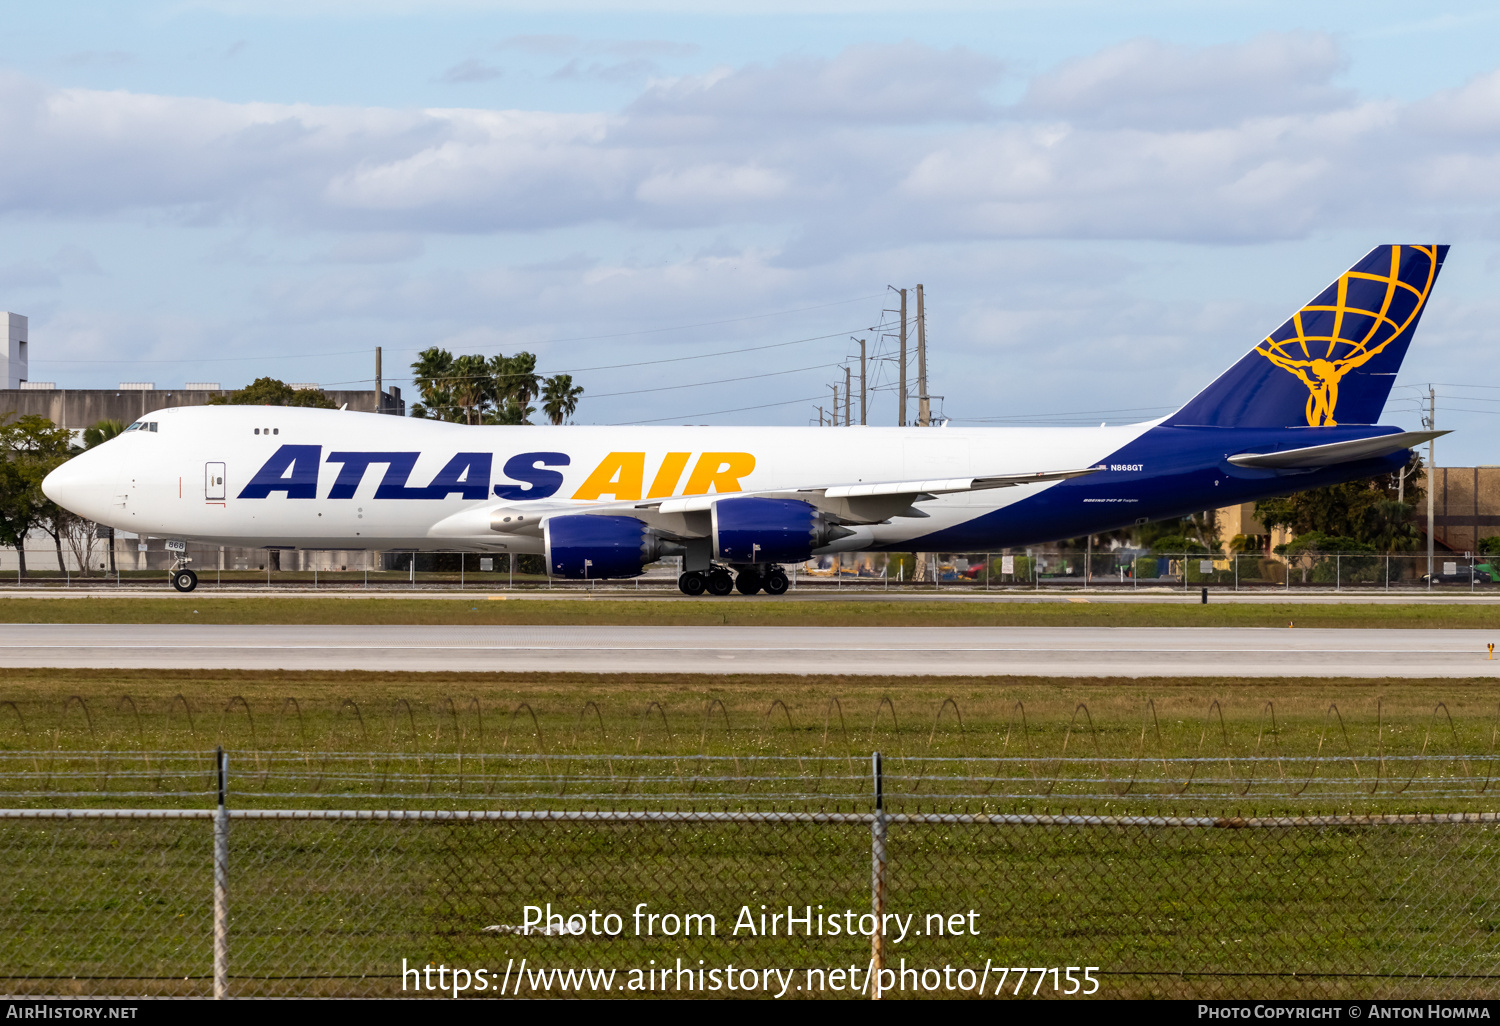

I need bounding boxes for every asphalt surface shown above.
[5,587,1500,603]
[1,624,1497,676]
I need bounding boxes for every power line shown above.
[29,293,887,366]
[950,404,1179,423]
[313,326,875,387]
[621,394,830,425]
[584,363,838,399]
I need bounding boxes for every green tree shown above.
[0,415,75,578]
[541,374,584,425]
[489,396,536,425]
[1149,535,1211,555]
[206,377,338,409]
[411,347,551,424]
[449,353,494,425]
[82,419,126,449]
[410,347,457,421]
[487,353,540,425]
[1255,455,1423,550]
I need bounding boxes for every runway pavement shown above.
[2,623,1498,676]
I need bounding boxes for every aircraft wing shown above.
[644,466,1100,514]
[1226,430,1446,469]
[441,466,1102,542]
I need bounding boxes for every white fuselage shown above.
[43,405,1154,554]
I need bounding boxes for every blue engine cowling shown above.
[712,497,839,563]
[544,515,667,579]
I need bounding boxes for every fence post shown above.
[213,747,229,1000]
[870,751,886,1000]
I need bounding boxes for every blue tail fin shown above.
[1167,244,1448,428]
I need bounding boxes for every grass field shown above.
[5,668,1500,813]
[2,596,1500,628]
[6,667,1500,999]
[6,813,1493,999]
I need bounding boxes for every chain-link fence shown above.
[0,543,1484,593]
[5,752,1500,1000]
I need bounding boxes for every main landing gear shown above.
[678,565,789,597]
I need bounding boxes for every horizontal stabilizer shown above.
[1227,430,1447,469]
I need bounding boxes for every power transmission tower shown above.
[858,339,867,426]
[1426,385,1436,585]
[898,288,908,427]
[916,283,930,427]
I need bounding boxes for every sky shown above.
[5,1,1500,462]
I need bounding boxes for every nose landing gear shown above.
[169,553,198,593]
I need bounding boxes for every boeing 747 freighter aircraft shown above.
[43,245,1448,595]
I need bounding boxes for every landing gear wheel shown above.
[678,572,707,596]
[762,569,790,596]
[706,569,735,596]
[171,568,198,593]
[735,571,763,595]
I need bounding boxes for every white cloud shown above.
[1017,32,1352,129]
[2,36,1500,249]
[628,42,1002,125]
[440,59,504,83]
[635,163,790,207]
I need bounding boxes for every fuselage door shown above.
[206,462,226,502]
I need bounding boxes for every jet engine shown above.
[711,497,850,563]
[544,514,672,579]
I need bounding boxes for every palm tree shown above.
[541,374,584,425]
[82,419,126,449]
[490,353,540,417]
[448,353,494,425]
[410,347,458,421]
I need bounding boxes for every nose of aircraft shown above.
[43,446,113,522]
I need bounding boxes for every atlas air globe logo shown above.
[1253,244,1440,427]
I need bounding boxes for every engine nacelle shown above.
[544,515,668,579]
[711,497,847,563]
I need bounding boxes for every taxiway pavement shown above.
[1,623,1496,676]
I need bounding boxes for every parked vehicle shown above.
[1419,563,1500,586]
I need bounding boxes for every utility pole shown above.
[898,288,908,427]
[1427,385,1436,584]
[916,283,930,427]
[844,365,852,427]
[818,406,825,426]
[858,339,867,426]
[375,346,383,413]
[830,384,840,426]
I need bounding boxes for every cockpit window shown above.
[126,421,157,433]
[125,422,140,432]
